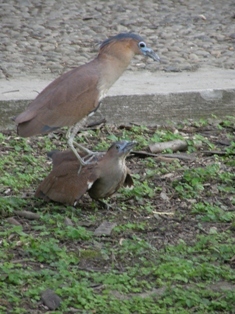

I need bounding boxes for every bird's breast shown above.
[88,162,127,200]
[98,87,108,102]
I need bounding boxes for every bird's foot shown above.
[76,151,103,174]
[67,137,103,174]
[97,200,111,210]
[97,200,122,212]
[67,139,89,169]
[73,141,94,155]
[83,151,103,164]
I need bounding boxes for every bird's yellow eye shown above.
[138,41,146,48]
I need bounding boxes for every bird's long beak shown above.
[141,47,160,62]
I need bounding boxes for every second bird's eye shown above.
[138,41,146,48]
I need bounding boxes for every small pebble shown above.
[41,289,61,310]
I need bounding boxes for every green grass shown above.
[1,117,235,313]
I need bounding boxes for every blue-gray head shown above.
[100,33,160,62]
[108,140,136,158]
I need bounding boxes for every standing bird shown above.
[15,33,159,165]
[35,141,135,206]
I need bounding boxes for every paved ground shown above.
[1,68,235,101]
[1,0,235,80]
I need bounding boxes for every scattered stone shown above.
[210,50,221,58]
[0,0,234,79]
[94,221,117,236]
[189,53,200,62]
[163,65,182,72]
[64,217,74,226]
[41,289,61,310]
[160,191,170,202]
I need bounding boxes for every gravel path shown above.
[1,0,235,79]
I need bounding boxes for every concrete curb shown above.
[1,68,234,130]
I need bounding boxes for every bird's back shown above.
[15,60,100,137]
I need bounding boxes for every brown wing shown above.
[35,150,104,206]
[47,149,86,169]
[48,149,105,169]
[15,59,100,137]
[35,162,101,206]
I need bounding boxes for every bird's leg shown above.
[67,119,94,155]
[66,120,99,167]
[66,131,87,167]
[73,141,94,156]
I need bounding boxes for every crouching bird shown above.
[14,32,159,166]
[35,141,136,206]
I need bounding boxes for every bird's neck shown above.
[100,154,126,176]
[96,51,134,100]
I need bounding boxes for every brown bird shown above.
[35,140,135,206]
[14,33,159,165]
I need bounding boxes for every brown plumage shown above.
[35,141,135,206]
[14,33,159,165]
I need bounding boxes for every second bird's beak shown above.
[141,47,160,62]
[120,141,137,154]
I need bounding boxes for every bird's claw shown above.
[77,151,102,174]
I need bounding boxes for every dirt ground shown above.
[1,118,235,312]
